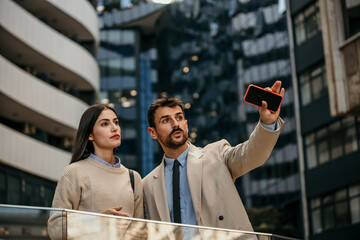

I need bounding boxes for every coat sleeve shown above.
[221,118,284,180]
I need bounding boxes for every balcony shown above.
[0,204,300,240]
[0,0,99,92]
[339,32,360,115]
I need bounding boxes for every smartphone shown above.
[244,84,283,113]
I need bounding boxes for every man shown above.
[143,81,285,232]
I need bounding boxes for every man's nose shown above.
[172,118,179,128]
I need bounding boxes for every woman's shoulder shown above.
[66,158,91,168]
[61,158,92,177]
[122,166,142,180]
[132,170,142,181]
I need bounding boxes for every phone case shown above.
[244,84,283,112]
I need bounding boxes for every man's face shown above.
[148,106,188,149]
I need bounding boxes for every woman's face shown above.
[88,109,121,152]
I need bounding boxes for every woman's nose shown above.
[111,122,118,130]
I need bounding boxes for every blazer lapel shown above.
[187,143,204,224]
[152,160,171,222]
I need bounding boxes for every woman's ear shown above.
[88,133,94,141]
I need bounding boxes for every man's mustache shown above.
[170,128,183,136]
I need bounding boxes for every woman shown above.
[48,104,143,239]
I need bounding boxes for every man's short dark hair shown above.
[147,97,185,128]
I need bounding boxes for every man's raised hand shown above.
[259,80,285,125]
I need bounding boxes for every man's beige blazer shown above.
[142,119,284,231]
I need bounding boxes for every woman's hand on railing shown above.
[101,206,129,217]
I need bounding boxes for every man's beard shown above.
[159,128,188,149]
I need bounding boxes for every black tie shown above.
[173,159,181,223]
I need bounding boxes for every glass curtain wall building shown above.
[97,1,301,238]
[154,0,239,150]
[97,0,159,175]
[152,1,300,237]
[232,0,301,237]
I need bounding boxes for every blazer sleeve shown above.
[221,118,284,180]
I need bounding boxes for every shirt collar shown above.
[164,142,190,170]
[90,153,121,168]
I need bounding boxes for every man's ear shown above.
[148,127,158,140]
[88,133,94,141]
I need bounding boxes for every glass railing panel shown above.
[0,204,65,239]
[65,210,300,240]
[66,210,262,240]
[269,236,301,240]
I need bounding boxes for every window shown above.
[311,197,322,233]
[349,184,360,224]
[305,134,317,168]
[330,122,343,159]
[335,189,350,227]
[101,30,135,45]
[305,116,360,169]
[342,0,360,39]
[0,171,6,203]
[299,63,327,106]
[294,1,321,46]
[7,175,21,204]
[23,181,33,205]
[0,164,56,206]
[44,186,55,207]
[300,73,311,106]
[310,182,360,234]
[344,116,358,154]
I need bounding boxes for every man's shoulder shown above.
[142,163,163,184]
[201,139,230,150]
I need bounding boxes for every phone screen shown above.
[244,85,283,112]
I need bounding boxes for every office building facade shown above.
[286,0,360,239]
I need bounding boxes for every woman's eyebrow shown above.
[98,118,110,123]
[98,118,119,123]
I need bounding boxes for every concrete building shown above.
[286,0,360,239]
[0,0,99,206]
